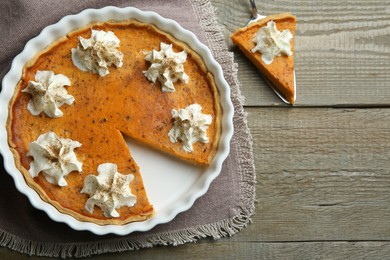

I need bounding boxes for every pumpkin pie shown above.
[231,13,296,104]
[7,20,221,225]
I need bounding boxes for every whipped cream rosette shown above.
[72,29,123,77]
[251,20,293,65]
[168,104,212,153]
[143,42,189,92]
[27,131,83,187]
[22,70,74,118]
[81,163,137,218]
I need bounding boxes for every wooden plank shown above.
[2,241,390,260]
[244,107,390,241]
[211,0,390,106]
[94,241,390,260]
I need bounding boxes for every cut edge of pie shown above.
[6,19,222,225]
[231,13,296,104]
[7,148,155,225]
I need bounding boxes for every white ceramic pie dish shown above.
[0,6,234,235]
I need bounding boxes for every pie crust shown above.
[7,20,221,225]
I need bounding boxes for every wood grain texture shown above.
[2,240,390,260]
[90,241,390,260]
[246,107,390,241]
[211,0,390,106]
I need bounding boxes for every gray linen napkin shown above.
[0,0,255,257]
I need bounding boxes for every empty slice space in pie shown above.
[231,13,296,104]
[7,20,221,225]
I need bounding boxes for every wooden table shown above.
[2,0,390,258]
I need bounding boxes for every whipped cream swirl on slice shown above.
[71,29,123,77]
[168,104,212,153]
[143,42,189,92]
[251,20,293,65]
[27,132,83,187]
[22,70,74,118]
[81,163,137,218]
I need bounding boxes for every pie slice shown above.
[231,13,296,104]
[7,20,221,225]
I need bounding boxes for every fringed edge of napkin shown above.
[0,0,255,257]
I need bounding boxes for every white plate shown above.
[0,6,234,235]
